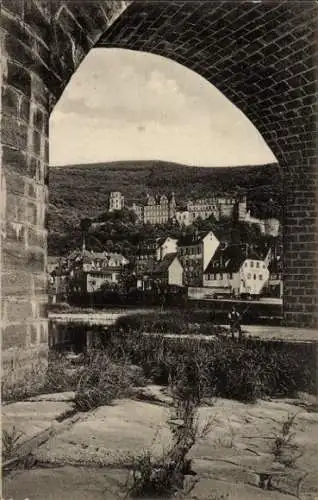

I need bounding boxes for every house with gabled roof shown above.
[177,230,220,286]
[137,252,183,290]
[203,243,270,297]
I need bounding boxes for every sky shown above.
[50,48,276,167]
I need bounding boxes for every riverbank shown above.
[49,311,318,342]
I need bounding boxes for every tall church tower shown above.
[169,192,176,219]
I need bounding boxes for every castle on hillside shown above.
[107,191,279,235]
[131,193,176,225]
[109,191,125,212]
[108,191,176,225]
[175,195,247,226]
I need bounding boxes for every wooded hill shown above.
[49,160,283,238]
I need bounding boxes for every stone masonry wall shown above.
[0,0,129,364]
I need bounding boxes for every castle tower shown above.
[109,192,124,212]
[238,195,247,221]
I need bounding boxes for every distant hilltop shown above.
[49,159,283,233]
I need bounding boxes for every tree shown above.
[80,218,92,233]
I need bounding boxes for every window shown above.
[247,273,251,279]
[250,262,254,268]
[263,264,266,269]
[256,262,260,268]
[259,275,263,280]
[253,274,256,280]
[245,262,248,267]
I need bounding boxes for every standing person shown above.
[228,306,242,340]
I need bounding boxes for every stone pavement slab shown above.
[3,466,128,500]
[3,394,318,499]
[34,399,172,466]
[2,398,76,445]
[28,391,75,402]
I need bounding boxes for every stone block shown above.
[33,273,48,295]
[2,323,28,349]
[25,176,39,198]
[27,249,47,273]
[26,225,47,248]
[6,192,25,221]
[5,220,26,243]
[6,60,32,98]
[26,201,38,225]
[2,270,32,296]
[3,149,28,180]
[40,321,49,343]
[4,299,34,324]
[66,4,112,40]
[23,0,52,43]
[33,129,42,157]
[33,107,44,132]
[56,6,91,53]
[1,84,21,118]
[1,9,31,47]
[31,74,50,109]
[1,115,28,151]
[30,323,39,344]
[3,239,45,273]
[20,96,31,123]
[4,34,36,70]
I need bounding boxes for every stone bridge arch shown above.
[1,0,317,358]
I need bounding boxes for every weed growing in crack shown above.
[125,360,214,498]
[271,412,302,467]
[2,426,24,462]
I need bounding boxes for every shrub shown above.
[99,318,315,403]
[74,350,145,411]
[127,450,184,498]
[44,352,80,393]
[2,348,48,402]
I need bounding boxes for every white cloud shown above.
[50,48,276,167]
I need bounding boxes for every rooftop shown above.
[204,244,264,274]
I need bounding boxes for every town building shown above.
[175,210,192,227]
[109,191,125,212]
[138,253,183,290]
[177,230,220,286]
[48,267,69,304]
[155,236,178,261]
[71,250,129,294]
[47,256,60,274]
[51,248,129,296]
[134,237,178,278]
[203,243,270,297]
[264,256,283,298]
